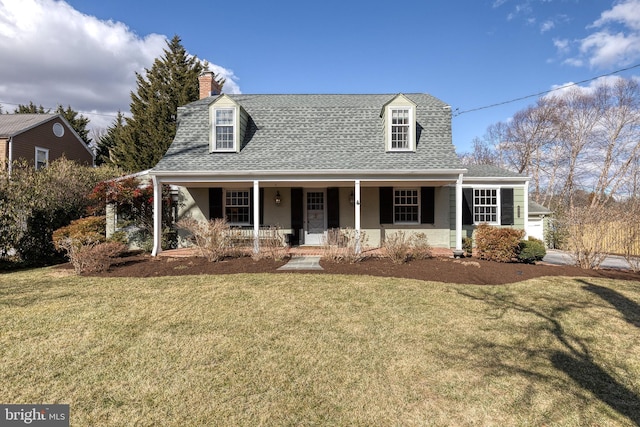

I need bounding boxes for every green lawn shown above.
[1,268,639,426]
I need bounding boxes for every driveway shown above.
[543,249,634,270]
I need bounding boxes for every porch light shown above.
[349,191,355,205]
[275,191,282,206]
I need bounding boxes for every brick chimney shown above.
[199,71,222,99]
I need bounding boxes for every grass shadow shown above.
[552,351,640,425]
[580,279,640,328]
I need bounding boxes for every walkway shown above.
[277,256,323,271]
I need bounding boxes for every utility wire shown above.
[453,62,640,117]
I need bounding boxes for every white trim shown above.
[455,173,463,251]
[354,180,361,253]
[387,106,415,152]
[212,106,237,152]
[392,187,420,224]
[34,146,49,169]
[472,187,500,225]
[151,175,162,256]
[224,188,252,226]
[253,181,260,253]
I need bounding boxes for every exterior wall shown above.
[449,185,527,248]
[10,118,93,166]
[176,184,456,249]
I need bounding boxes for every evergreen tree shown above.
[111,35,223,172]
[14,102,91,145]
[14,102,49,114]
[55,105,91,145]
[95,111,125,166]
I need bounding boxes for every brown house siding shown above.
[11,118,93,166]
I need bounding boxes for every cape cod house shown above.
[149,72,531,255]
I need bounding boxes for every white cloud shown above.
[0,0,240,130]
[592,0,640,31]
[540,20,555,33]
[564,0,640,69]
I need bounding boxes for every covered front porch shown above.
[150,172,467,256]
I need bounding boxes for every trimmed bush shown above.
[518,237,546,264]
[383,231,433,264]
[475,223,525,263]
[176,218,233,262]
[462,237,473,256]
[52,216,126,274]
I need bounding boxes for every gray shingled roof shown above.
[464,164,527,179]
[153,94,465,174]
[529,200,552,215]
[0,114,58,137]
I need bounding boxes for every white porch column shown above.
[523,182,529,239]
[151,175,162,256]
[354,180,361,254]
[455,173,463,252]
[253,180,260,254]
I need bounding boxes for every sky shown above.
[1,0,639,153]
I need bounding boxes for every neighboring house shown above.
[148,73,531,255]
[0,114,94,172]
[527,200,553,243]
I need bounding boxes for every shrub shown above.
[255,226,288,261]
[322,228,368,263]
[411,232,433,260]
[52,216,126,274]
[518,237,546,264]
[382,231,432,264]
[462,237,473,256]
[176,218,232,262]
[475,223,524,263]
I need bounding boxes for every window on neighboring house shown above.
[225,189,250,224]
[474,188,498,223]
[394,188,419,223]
[35,147,49,170]
[214,108,235,150]
[390,108,410,150]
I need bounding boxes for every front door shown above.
[304,190,326,245]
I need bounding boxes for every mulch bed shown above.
[78,253,640,285]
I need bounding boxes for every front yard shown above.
[1,269,639,426]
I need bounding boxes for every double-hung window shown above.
[390,108,410,150]
[394,189,419,223]
[225,190,250,224]
[214,108,235,150]
[474,188,498,223]
[35,147,49,170]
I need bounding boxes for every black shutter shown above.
[501,188,514,226]
[462,188,473,225]
[420,187,435,224]
[291,188,303,244]
[209,188,223,220]
[379,187,394,224]
[259,188,264,226]
[327,187,340,229]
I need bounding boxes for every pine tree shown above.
[55,105,91,145]
[14,102,91,145]
[14,102,49,114]
[111,35,223,172]
[95,111,125,166]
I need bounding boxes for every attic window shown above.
[388,106,414,151]
[214,107,236,150]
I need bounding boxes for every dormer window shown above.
[214,107,236,151]
[382,95,416,152]
[391,108,410,149]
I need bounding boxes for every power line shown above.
[453,62,640,117]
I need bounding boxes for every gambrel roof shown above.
[152,94,465,174]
